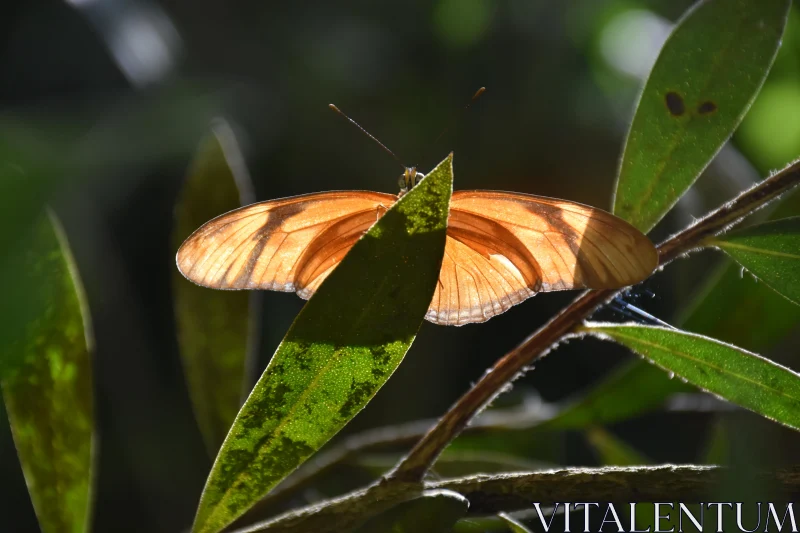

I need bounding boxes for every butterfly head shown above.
[398,166,424,195]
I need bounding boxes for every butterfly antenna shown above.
[329,104,406,170]
[418,87,485,168]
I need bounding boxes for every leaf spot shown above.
[665,91,685,116]
[697,101,718,115]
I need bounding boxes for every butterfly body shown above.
[398,167,424,194]
[177,177,657,326]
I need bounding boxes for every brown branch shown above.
[388,159,800,483]
[232,465,800,533]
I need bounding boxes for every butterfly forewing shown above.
[176,191,397,292]
[176,189,657,326]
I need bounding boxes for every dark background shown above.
[2,0,800,531]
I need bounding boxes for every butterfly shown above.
[176,163,658,326]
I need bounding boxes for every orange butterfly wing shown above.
[426,191,658,325]
[177,189,656,327]
[176,191,397,295]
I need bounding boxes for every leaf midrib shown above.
[718,240,800,260]
[599,328,800,415]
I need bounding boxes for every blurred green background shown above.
[2,0,800,531]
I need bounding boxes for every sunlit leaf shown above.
[498,512,534,533]
[613,0,790,232]
[191,155,454,533]
[1,212,94,533]
[173,120,256,453]
[583,324,800,431]
[353,489,469,533]
[711,217,800,306]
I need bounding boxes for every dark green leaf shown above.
[353,489,469,533]
[585,426,650,466]
[354,450,550,479]
[537,359,691,432]
[447,424,562,466]
[173,121,255,453]
[1,212,94,533]
[585,428,662,533]
[712,217,800,305]
[614,0,790,232]
[0,87,222,361]
[681,258,800,352]
[583,324,800,431]
[192,155,454,533]
[702,421,730,465]
[452,515,519,533]
[498,513,534,533]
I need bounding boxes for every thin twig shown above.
[388,159,800,483]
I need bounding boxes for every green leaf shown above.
[711,217,800,306]
[173,120,255,454]
[0,87,222,362]
[497,513,531,533]
[702,421,730,465]
[583,324,800,431]
[537,359,692,432]
[192,154,454,533]
[585,428,663,533]
[354,450,550,479]
[680,189,800,349]
[613,0,790,232]
[543,195,800,433]
[681,258,800,352]
[561,194,800,433]
[498,512,533,533]
[585,426,650,466]
[353,489,469,533]
[1,212,94,533]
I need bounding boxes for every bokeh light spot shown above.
[434,0,492,48]
[738,80,800,170]
[600,9,671,79]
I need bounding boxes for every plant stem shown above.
[388,158,800,483]
[234,465,800,533]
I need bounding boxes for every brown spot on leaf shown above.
[698,101,718,114]
[665,92,685,116]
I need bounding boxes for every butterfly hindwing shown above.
[424,191,658,325]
